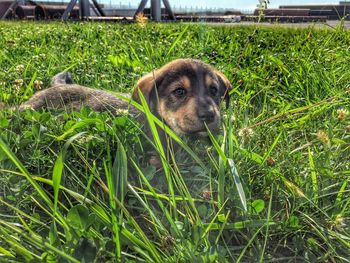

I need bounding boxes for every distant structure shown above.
[0,0,87,19]
[62,0,105,20]
[279,1,350,20]
[0,0,175,21]
[249,1,349,22]
[135,0,175,21]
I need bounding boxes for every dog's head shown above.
[132,59,231,136]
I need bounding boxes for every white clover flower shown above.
[337,109,349,121]
[15,64,25,72]
[14,79,23,86]
[34,80,44,90]
[334,215,347,229]
[115,109,129,115]
[238,127,254,139]
[76,134,95,144]
[230,115,237,122]
[316,130,330,145]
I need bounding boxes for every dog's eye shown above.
[209,86,218,96]
[173,87,187,97]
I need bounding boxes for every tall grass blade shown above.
[53,132,86,214]
[23,71,37,99]
[206,125,227,163]
[207,127,246,211]
[0,138,51,206]
[106,184,164,262]
[259,186,273,262]
[218,129,227,208]
[236,224,266,263]
[0,138,69,229]
[167,24,189,56]
[137,90,177,215]
[127,183,166,233]
[307,146,318,200]
[0,219,80,263]
[104,157,121,260]
[131,159,180,236]
[0,197,47,227]
[0,227,37,261]
[228,158,247,212]
[112,141,128,206]
[201,200,227,239]
[236,146,264,165]
[336,179,348,206]
[56,119,104,141]
[0,246,14,258]
[262,131,282,164]
[206,126,226,208]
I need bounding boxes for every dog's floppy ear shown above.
[132,70,161,105]
[215,70,232,108]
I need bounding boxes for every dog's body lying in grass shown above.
[19,72,140,117]
[17,59,231,137]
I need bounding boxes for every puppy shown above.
[133,59,231,137]
[17,59,231,137]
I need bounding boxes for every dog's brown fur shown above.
[18,72,139,116]
[17,59,231,136]
[133,59,231,136]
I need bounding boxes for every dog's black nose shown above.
[198,110,215,123]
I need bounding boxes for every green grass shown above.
[0,21,350,262]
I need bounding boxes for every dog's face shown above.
[133,59,231,136]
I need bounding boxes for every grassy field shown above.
[0,21,349,262]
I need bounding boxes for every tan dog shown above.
[18,59,231,137]
[133,59,231,137]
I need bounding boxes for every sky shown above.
[121,0,341,10]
